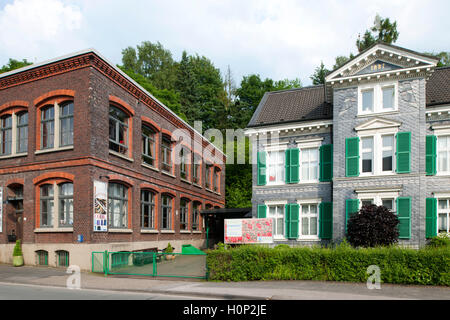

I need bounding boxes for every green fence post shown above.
[152,253,157,277]
[104,250,109,277]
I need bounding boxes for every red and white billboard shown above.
[224,218,273,244]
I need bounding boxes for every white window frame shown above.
[358,81,398,115]
[358,131,397,177]
[265,145,287,186]
[265,200,287,240]
[297,199,321,241]
[436,134,450,176]
[437,198,450,234]
[296,139,322,184]
[356,192,399,212]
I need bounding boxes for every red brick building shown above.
[0,49,225,270]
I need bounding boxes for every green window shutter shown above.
[257,204,267,218]
[319,202,333,239]
[346,137,359,177]
[285,149,291,183]
[345,199,359,233]
[320,144,333,182]
[396,132,411,173]
[257,151,266,185]
[426,198,437,239]
[285,149,300,183]
[426,135,437,176]
[285,204,299,239]
[396,197,411,239]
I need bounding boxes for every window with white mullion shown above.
[16,112,28,153]
[362,89,374,113]
[300,204,318,238]
[300,148,318,181]
[438,199,450,233]
[267,204,285,238]
[358,81,398,115]
[382,86,395,111]
[437,135,450,174]
[381,135,394,172]
[267,150,285,184]
[0,115,12,155]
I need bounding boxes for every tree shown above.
[121,41,178,90]
[310,61,329,85]
[0,58,32,74]
[346,204,400,248]
[424,51,450,67]
[356,14,399,52]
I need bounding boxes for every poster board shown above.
[93,180,108,232]
[224,218,273,244]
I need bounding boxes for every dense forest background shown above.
[1,15,448,208]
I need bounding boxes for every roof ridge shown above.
[267,84,324,95]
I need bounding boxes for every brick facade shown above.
[0,50,225,270]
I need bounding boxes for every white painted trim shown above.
[432,192,450,198]
[264,200,288,206]
[358,130,397,176]
[355,117,401,132]
[357,81,398,115]
[296,198,322,204]
[245,120,333,136]
[295,138,323,149]
[355,188,402,194]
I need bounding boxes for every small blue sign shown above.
[77,235,84,243]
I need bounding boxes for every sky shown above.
[0,0,449,87]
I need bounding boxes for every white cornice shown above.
[245,119,333,136]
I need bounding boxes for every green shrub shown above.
[428,233,450,248]
[165,243,173,253]
[13,240,23,257]
[206,245,450,286]
[274,244,291,250]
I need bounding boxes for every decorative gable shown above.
[355,117,401,132]
[325,43,439,85]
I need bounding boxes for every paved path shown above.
[0,264,448,300]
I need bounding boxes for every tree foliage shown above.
[346,205,400,248]
[0,58,32,74]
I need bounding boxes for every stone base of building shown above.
[0,239,206,271]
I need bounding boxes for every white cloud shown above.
[0,0,84,63]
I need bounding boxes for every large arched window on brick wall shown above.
[39,101,74,150]
[161,134,173,174]
[180,198,190,231]
[0,101,29,157]
[108,182,129,229]
[161,193,173,230]
[39,182,74,228]
[142,125,156,167]
[109,106,129,155]
[34,172,75,230]
[192,201,202,231]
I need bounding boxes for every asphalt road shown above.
[0,282,216,300]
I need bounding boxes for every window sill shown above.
[34,228,73,233]
[205,188,214,193]
[161,171,176,178]
[192,230,202,234]
[296,238,320,242]
[160,230,175,234]
[140,229,159,234]
[109,150,134,162]
[35,146,73,155]
[180,178,191,184]
[142,163,159,172]
[180,230,191,234]
[0,152,27,160]
[193,183,202,189]
[108,228,133,233]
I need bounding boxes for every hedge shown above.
[206,244,450,286]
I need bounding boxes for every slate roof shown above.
[426,66,450,107]
[247,85,332,128]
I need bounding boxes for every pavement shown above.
[0,263,449,300]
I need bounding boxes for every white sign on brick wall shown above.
[93,180,107,232]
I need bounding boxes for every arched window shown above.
[60,101,74,147]
[141,189,156,229]
[161,194,173,230]
[0,114,12,155]
[109,106,129,155]
[59,183,73,227]
[142,125,156,167]
[180,198,190,230]
[36,250,48,266]
[108,183,128,229]
[56,250,70,267]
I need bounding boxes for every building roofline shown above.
[0,48,225,157]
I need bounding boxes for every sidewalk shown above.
[0,264,448,300]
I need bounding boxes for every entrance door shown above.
[9,185,24,241]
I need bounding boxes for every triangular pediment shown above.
[325,43,439,83]
[355,117,402,132]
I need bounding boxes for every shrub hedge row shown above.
[206,244,450,285]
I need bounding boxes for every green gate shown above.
[92,250,208,279]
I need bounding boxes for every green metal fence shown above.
[91,250,208,279]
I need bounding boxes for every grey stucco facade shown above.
[246,43,449,248]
